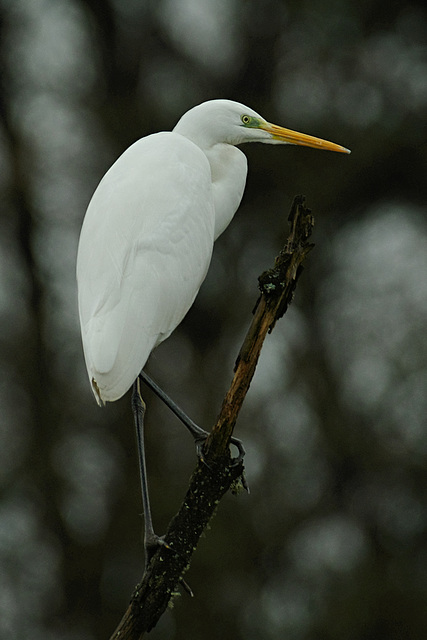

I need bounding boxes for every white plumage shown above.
[77,99,349,404]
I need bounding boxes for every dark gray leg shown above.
[138,370,245,464]
[131,378,166,565]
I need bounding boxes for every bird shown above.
[77,99,349,406]
[76,99,350,558]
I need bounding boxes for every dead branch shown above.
[109,195,314,639]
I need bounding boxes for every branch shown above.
[109,195,314,640]
[205,194,314,458]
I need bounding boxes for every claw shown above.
[229,435,246,466]
[195,432,246,467]
[144,534,171,567]
[179,577,194,597]
[195,433,248,495]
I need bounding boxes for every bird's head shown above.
[173,99,350,154]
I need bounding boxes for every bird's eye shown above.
[241,115,251,125]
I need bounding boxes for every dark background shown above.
[1,1,427,638]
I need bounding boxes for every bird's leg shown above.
[138,370,246,465]
[131,378,168,566]
[139,371,207,451]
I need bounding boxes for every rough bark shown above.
[109,195,314,639]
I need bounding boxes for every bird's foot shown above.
[144,533,171,567]
[195,433,246,465]
[194,432,210,462]
[194,432,249,493]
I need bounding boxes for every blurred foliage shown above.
[1,0,427,638]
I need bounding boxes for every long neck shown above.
[204,143,248,240]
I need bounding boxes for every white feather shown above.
[76,99,349,404]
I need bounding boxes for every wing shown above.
[77,132,215,403]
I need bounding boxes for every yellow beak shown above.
[261,122,351,154]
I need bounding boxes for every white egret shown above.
[77,99,350,555]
